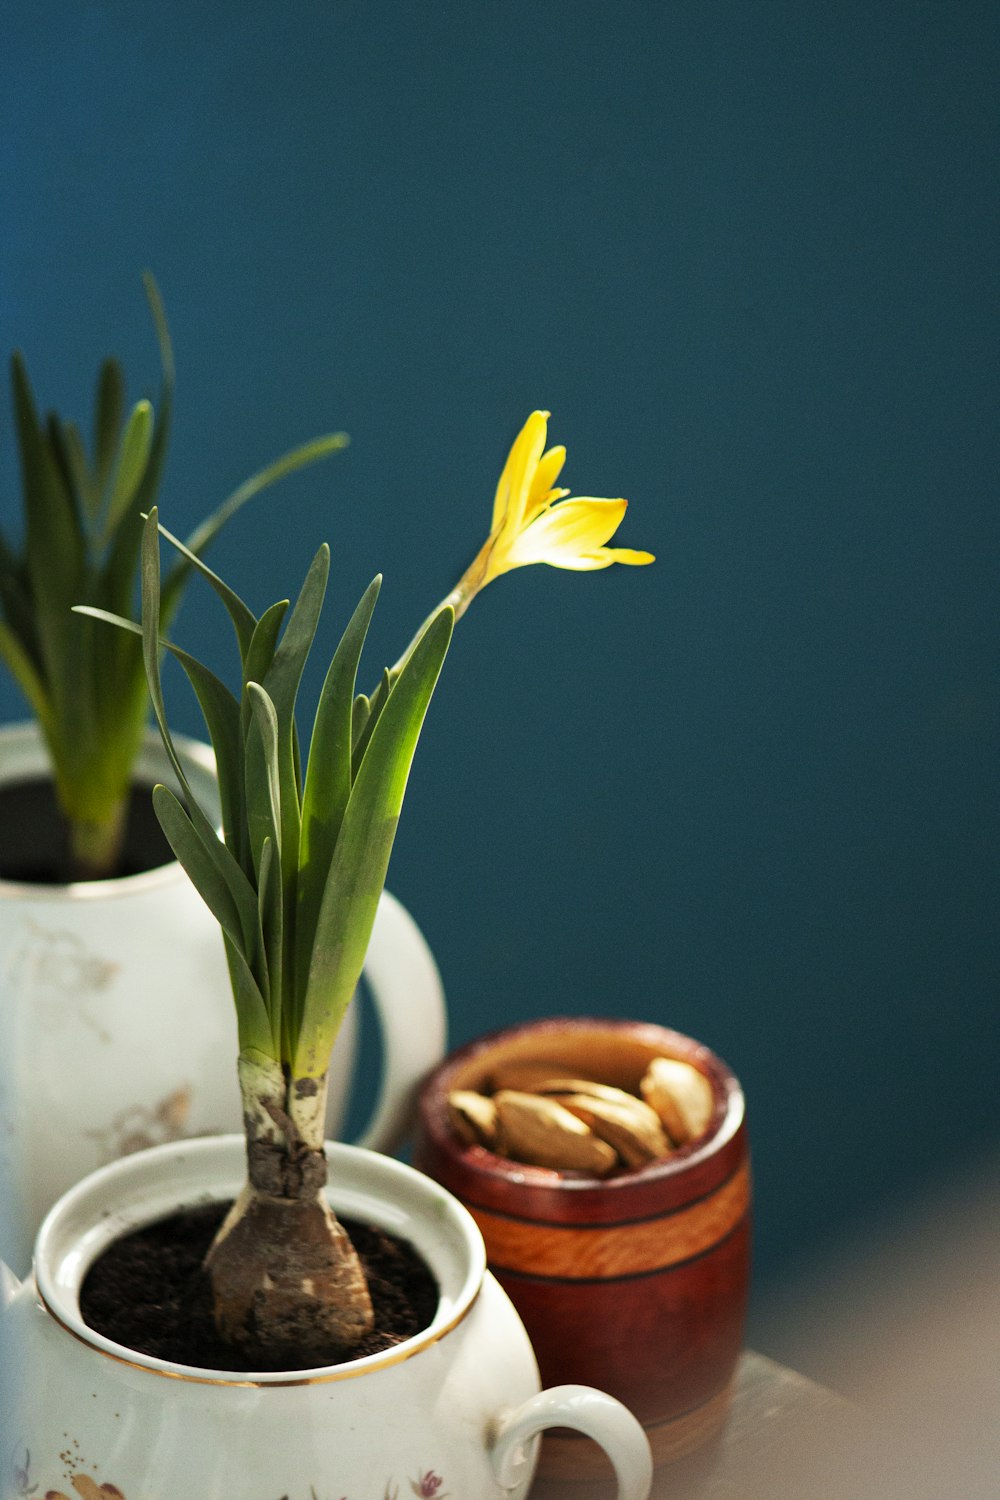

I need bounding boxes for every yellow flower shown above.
[448,410,653,618]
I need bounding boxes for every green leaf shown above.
[153,784,273,1054]
[102,400,154,540]
[294,606,453,1077]
[223,934,277,1059]
[0,620,53,738]
[11,352,82,596]
[143,272,175,384]
[96,275,173,623]
[79,604,230,765]
[138,510,260,954]
[93,357,126,499]
[256,835,284,1052]
[351,666,397,777]
[161,635,244,863]
[351,692,371,749]
[245,683,287,1051]
[246,681,284,872]
[66,606,148,806]
[256,835,275,956]
[241,601,289,733]
[0,533,40,669]
[136,272,174,516]
[260,546,330,875]
[10,353,89,753]
[264,545,330,725]
[292,716,303,800]
[154,518,258,659]
[138,512,194,792]
[171,650,244,862]
[297,575,381,980]
[48,418,94,521]
[152,784,246,952]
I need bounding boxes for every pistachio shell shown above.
[556,1093,671,1168]
[640,1057,715,1144]
[488,1060,593,1094]
[536,1078,655,1113]
[447,1090,501,1149]
[493,1090,618,1175]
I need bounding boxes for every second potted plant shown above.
[2,410,654,1494]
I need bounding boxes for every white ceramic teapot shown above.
[0,723,446,1275]
[0,1138,653,1500]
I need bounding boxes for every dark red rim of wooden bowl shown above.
[416,1016,747,1227]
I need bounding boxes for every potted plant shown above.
[0,276,435,1273]
[0,1138,654,1500]
[0,411,654,1497]
[0,273,346,882]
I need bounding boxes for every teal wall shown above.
[2,2,997,1302]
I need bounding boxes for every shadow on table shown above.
[533,1151,1000,1499]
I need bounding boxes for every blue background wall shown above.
[2,2,997,1328]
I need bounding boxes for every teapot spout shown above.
[0,1260,22,1311]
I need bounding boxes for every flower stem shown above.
[390,540,491,675]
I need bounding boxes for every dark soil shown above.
[0,777,173,883]
[79,1201,440,1373]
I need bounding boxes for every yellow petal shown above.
[504,410,550,537]
[524,445,567,523]
[500,496,630,572]
[601,546,655,565]
[548,546,656,571]
[537,550,621,571]
[491,410,549,535]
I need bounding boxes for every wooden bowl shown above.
[414,1017,750,1480]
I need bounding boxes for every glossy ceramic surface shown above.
[0,1138,652,1500]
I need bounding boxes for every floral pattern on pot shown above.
[272,1482,449,1500]
[44,1480,124,1499]
[12,1448,38,1496]
[408,1475,448,1498]
[13,1473,453,1500]
[83,1084,197,1162]
[27,1481,450,1500]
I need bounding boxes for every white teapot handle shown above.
[0,1260,21,1312]
[353,891,447,1154]
[491,1384,653,1499]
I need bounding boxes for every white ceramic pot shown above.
[0,723,446,1275]
[0,1137,653,1499]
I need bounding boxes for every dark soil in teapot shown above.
[80,1201,439,1373]
[0,777,173,883]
